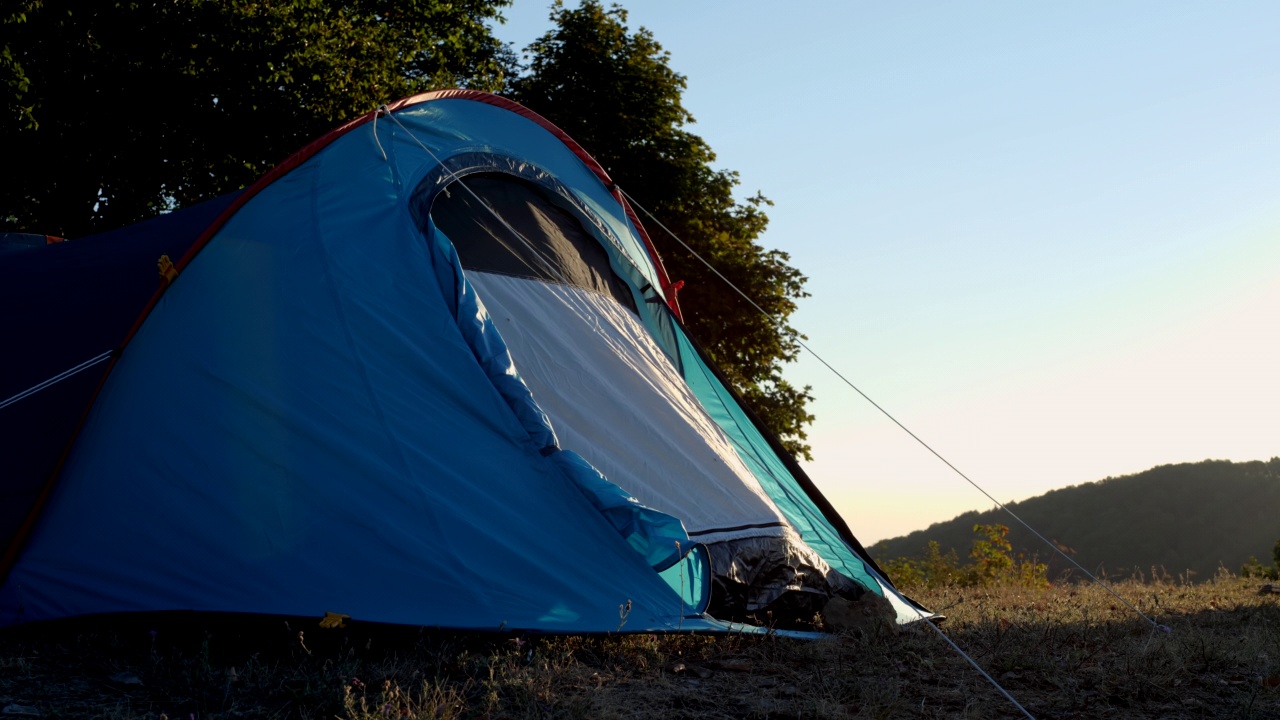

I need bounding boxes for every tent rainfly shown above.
[0,90,921,632]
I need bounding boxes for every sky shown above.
[492,2,1280,545]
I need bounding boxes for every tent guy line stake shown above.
[618,187,1169,634]
[0,350,113,411]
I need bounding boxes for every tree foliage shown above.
[1,0,514,238]
[510,1,814,458]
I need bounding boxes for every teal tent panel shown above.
[672,327,882,594]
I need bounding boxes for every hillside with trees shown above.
[871,458,1280,582]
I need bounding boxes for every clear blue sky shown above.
[493,2,1280,544]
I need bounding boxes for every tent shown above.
[0,90,918,632]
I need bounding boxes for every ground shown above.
[1,574,1276,718]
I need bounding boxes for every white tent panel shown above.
[468,272,790,544]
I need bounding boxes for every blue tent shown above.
[1,91,916,632]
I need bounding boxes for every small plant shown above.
[883,524,1048,591]
[343,677,470,720]
[967,523,1015,585]
[1242,556,1279,580]
[1240,537,1280,579]
[882,540,964,589]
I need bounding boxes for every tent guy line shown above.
[373,108,956,638]
[0,308,1037,719]
[369,98,1119,716]
[367,110,1036,718]
[918,619,1038,719]
[1,89,1104,719]
[620,187,1168,634]
[616,190,1045,720]
[0,350,113,411]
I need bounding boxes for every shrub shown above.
[1242,555,1279,580]
[883,524,1048,591]
[882,540,964,589]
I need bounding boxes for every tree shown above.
[510,1,814,458]
[1,0,515,238]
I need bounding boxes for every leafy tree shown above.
[510,1,814,458]
[1,0,515,238]
[2,3,38,130]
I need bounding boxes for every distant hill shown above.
[869,458,1280,582]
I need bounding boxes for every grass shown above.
[1,572,1277,719]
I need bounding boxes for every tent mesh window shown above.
[429,173,637,314]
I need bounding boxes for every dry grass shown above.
[1,573,1277,719]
